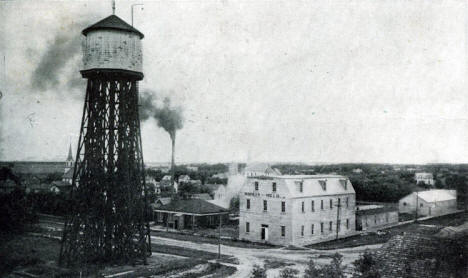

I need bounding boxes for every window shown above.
[337,220,341,232]
[386,213,389,223]
[319,180,327,191]
[374,215,377,224]
[301,201,305,213]
[346,219,349,229]
[311,224,314,235]
[346,197,349,208]
[281,201,286,213]
[321,200,324,210]
[403,202,407,206]
[254,181,259,191]
[272,182,277,192]
[311,200,315,212]
[420,203,423,208]
[338,198,341,207]
[296,181,303,193]
[263,200,268,211]
[329,221,333,231]
[320,222,324,233]
[247,199,250,209]
[330,199,333,209]
[246,222,250,233]
[340,179,348,190]
[281,226,286,237]
[301,225,304,236]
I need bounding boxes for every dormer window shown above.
[340,179,348,190]
[319,180,327,191]
[295,181,303,193]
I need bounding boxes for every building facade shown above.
[239,175,356,246]
[399,189,457,217]
[356,205,399,231]
[414,172,435,186]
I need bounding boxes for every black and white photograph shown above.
[0,0,467,277]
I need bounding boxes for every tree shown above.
[251,264,267,278]
[279,267,299,278]
[352,250,380,278]
[303,259,320,278]
[229,196,240,214]
[320,253,345,278]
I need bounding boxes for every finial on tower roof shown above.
[112,0,115,15]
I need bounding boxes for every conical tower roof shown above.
[67,144,73,161]
[82,15,144,39]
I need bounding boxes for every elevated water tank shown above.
[81,15,144,76]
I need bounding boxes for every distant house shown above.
[50,181,72,195]
[352,168,363,174]
[356,205,398,231]
[243,163,281,177]
[160,175,178,192]
[186,166,198,172]
[399,189,457,217]
[178,175,191,183]
[415,172,434,186]
[146,177,161,195]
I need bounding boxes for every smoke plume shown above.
[140,91,184,139]
[30,20,88,93]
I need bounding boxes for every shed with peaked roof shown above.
[154,199,228,230]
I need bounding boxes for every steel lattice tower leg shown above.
[59,75,151,267]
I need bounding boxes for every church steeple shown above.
[67,143,73,161]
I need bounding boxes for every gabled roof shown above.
[82,15,144,38]
[154,199,228,215]
[417,189,456,203]
[155,197,172,206]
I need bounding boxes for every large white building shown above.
[239,175,356,246]
[414,172,435,186]
[399,189,457,217]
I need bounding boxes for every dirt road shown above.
[150,235,382,278]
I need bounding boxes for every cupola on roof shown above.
[82,15,144,39]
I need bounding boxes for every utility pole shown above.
[131,3,144,26]
[218,214,221,259]
[335,198,341,240]
[415,191,419,223]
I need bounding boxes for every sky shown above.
[0,0,467,164]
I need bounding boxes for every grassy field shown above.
[0,231,238,277]
[152,243,238,264]
[308,211,467,250]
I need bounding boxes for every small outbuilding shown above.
[154,198,229,230]
[399,189,457,217]
[356,205,398,231]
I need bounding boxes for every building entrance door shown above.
[261,224,269,241]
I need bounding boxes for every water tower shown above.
[59,12,151,266]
